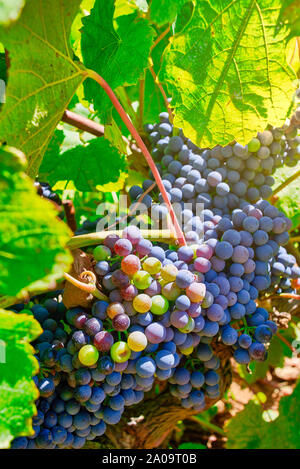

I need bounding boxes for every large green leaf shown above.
[0,309,42,449]
[226,381,300,449]
[0,146,72,297]
[39,136,127,192]
[81,0,155,117]
[0,0,25,25]
[0,0,87,178]
[160,0,296,148]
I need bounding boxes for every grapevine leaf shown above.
[125,24,169,124]
[0,0,25,25]
[104,114,128,154]
[174,1,195,33]
[0,309,42,449]
[39,137,127,192]
[150,0,187,27]
[81,0,155,117]
[226,382,300,448]
[0,145,73,297]
[0,0,87,178]
[160,0,296,148]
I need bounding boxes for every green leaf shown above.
[226,381,300,448]
[81,0,155,117]
[160,0,296,148]
[0,0,87,178]
[178,442,206,449]
[272,160,300,230]
[0,145,72,297]
[150,0,187,27]
[238,335,284,384]
[0,309,42,449]
[39,136,127,192]
[125,22,169,124]
[0,0,25,25]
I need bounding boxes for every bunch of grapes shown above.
[11,106,300,448]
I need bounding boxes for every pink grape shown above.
[112,314,130,331]
[120,284,138,301]
[94,331,114,352]
[74,313,88,329]
[121,255,141,276]
[144,280,162,297]
[114,239,133,256]
[145,323,166,344]
[194,257,211,273]
[196,244,214,259]
[186,282,206,302]
[122,226,142,245]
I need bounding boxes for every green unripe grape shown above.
[133,270,152,290]
[78,345,99,366]
[143,257,162,275]
[93,245,111,261]
[110,341,131,363]
[247,137,261,153]
[179,316,195,333]
[150,295,169,315]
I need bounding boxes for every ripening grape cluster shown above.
[11,108,300,449]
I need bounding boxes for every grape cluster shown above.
[11,109,299,448]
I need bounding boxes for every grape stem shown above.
[86,69,186,246]
[271,169,300,197]
[148,58,173,123]
[150,25,171,52]
[67,229,178,250]
[63,271,109,301]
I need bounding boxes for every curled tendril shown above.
[64,271,109,301]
